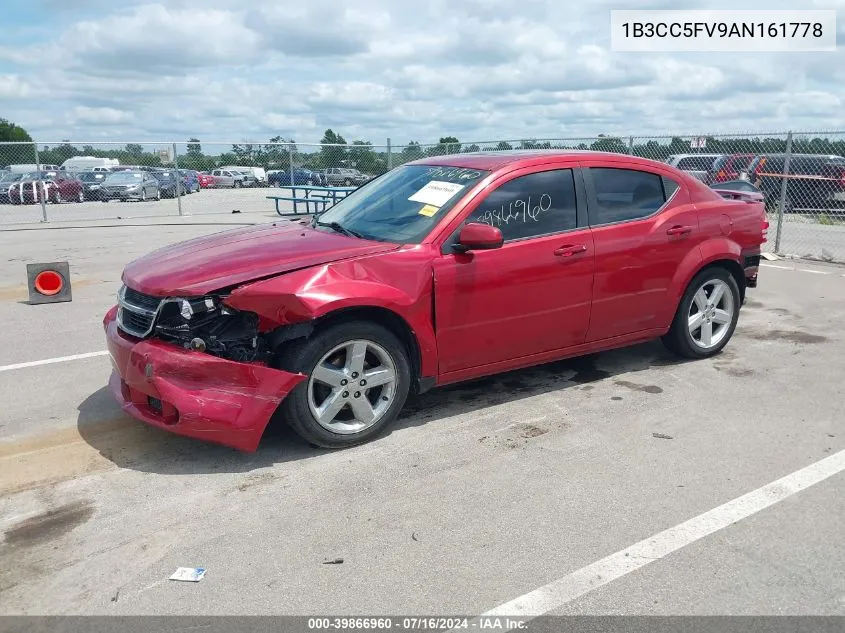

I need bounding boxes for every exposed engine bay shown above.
[117,286,278,363]
[153,295,270,363]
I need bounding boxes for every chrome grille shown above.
[117,285,163,338]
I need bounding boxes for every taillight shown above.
[761,215,769,243]
[717,170,726,180]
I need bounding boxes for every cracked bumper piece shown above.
[103,306,306,452]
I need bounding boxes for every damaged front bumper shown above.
[103,305,306,452]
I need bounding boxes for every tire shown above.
[344,178,352,186]
[276,320,412,448]
[141,189,147,202]
[77,190,84,203]
[54,191,62,204]
[234,180,241,189]
[662,267,741,360]
[156,188,161,200]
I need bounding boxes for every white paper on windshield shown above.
[408,181,465,207]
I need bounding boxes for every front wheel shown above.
[276,321,412,448]
[234,180,241,189]
[54,191,63,204]
[662,267,740,359]
[77,190,84,203]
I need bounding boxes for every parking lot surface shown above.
[0,216,843,616]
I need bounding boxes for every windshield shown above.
[79,172,105,182]
[312,164,489,243]
[105,172,144,184]
[0,173,23,183]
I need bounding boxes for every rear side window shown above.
[588,168,671,225]
[471,169,578,241]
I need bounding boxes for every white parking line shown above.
[0,351,109,373]
[760,263,845,276]
[760,263,795,270]
[475,449,845,624]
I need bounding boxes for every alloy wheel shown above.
[307,339,398,434]
[688,278,734,349]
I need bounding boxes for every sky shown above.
[1,0,844,148]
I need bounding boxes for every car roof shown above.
[407,149,678,171]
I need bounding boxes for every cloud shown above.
[0,75,36,99]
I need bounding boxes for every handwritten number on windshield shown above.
[475,194,552,227]
[426,167,482,181]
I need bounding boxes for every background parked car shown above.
[151,169,186,197]
[665,154,722,183]
[746,153,845,212]
[99,171,161,202]
[208,168,255,188]
[197,172,215,188]
[7,171,84,204]
[78,171,109,200]
[268,168,327,186]
[220,165,267,186]
[708,153,755,184]
[179,169,200,193]
[324,167,370,186]
[0,171,24,203]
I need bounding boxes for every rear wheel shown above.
[276,321,412,448]
[54,190,63,204]
[141,189,147,202]
[76,190,84,203]
[234,180,241,189]
[662,267,740,359]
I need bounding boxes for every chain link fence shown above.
[2,132,845,262]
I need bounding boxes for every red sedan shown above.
[197,172,215,188]
[104,151,767,451]
[8,171,84,204]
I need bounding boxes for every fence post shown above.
[172,142,183,216]
[628,136,634,155]
[387,138,392,170]
[33,142,48,222]
[288,143,295,187]
[775,131,793,253]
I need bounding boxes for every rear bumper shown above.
[744,253,761,288]
[103,306,306,452]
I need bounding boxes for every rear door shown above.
[581,162,702,342]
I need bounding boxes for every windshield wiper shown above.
[316,220,364,239]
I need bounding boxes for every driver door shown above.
[432,167,594,376]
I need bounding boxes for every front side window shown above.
[589,167,673,225]
[469,169,578,241]
[313,164,489,244]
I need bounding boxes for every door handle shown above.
[666,225,693,236]
[554,244,587,257]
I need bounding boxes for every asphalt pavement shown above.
[0,216,843,617]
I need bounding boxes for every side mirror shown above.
[453,222,503,253]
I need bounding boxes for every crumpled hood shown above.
[122,221,400,296]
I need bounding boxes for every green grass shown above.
[817,213,845,226]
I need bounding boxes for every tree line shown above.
[4,117,845,173]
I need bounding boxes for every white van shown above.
[8,164,60,173]
[61,156,120,172]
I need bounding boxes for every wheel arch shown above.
[663,242,746,329]
[268,305,433,395]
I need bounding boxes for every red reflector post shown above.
[34,270,64,295]
[26,261,72,304]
